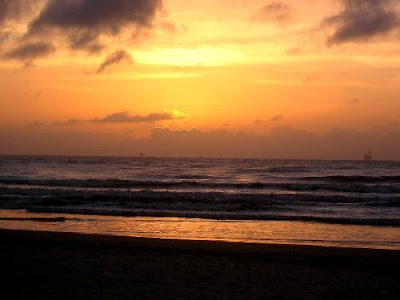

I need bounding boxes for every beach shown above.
[1,157,399,298]
[1,229,399,299]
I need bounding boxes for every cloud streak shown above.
[27,110,186,127]
[27,119,82,127]
[4,41,55,60]
[96,50,133,73]
[92,111,184,124]
[324,0,400,45]
[270,115,283,122]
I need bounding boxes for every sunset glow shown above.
[1,3,400,297]
[1,0,400,159]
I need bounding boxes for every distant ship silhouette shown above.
[363,149,372,161]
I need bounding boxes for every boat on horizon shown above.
[364,149,372,161]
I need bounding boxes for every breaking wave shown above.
[1,177,400,194]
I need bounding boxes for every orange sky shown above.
[1,0,400,158]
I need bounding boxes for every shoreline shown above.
[18,207,400,226]
[1,208,399,251]
[2,229,399,298]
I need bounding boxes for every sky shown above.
[1,0,400,159]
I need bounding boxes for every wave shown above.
[1,185,399,201]
[2,177,400,194]
[233,166,309,174]
[171,174,217,180]
[1,184,399,226]
[1,186,399,217]
[302,175,400,183]
[268,167,309,173]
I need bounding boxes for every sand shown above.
[1,229,399,299]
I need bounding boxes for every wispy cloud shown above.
[0,0,44,26]
[27,121,48,128]
[53,119,82,126]
[270,115,283,122]
[4,42,55,61]
[27,119,82,127]
[251,2,293,25]
[96,50,133,73]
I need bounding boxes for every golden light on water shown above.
[1,210,399,250]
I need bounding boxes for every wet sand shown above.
[1,229,399,299]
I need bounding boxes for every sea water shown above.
[1,156,399,249]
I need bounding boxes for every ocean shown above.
[1,155,399,249]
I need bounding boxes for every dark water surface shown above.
[0,156,399,249]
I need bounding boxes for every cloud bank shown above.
[4,126,400,160]
[92,111,183,124]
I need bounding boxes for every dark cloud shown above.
[4,42,55,60]
[92,111,184,124]
[97,50,133,73]
[350,98,360,103]
[252,2,293,24]
[69,32,104,54]
[27,0,163,52]
[270,115,283,122]
[324,0,400,45]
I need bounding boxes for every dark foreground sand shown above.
[1,229,399,299]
